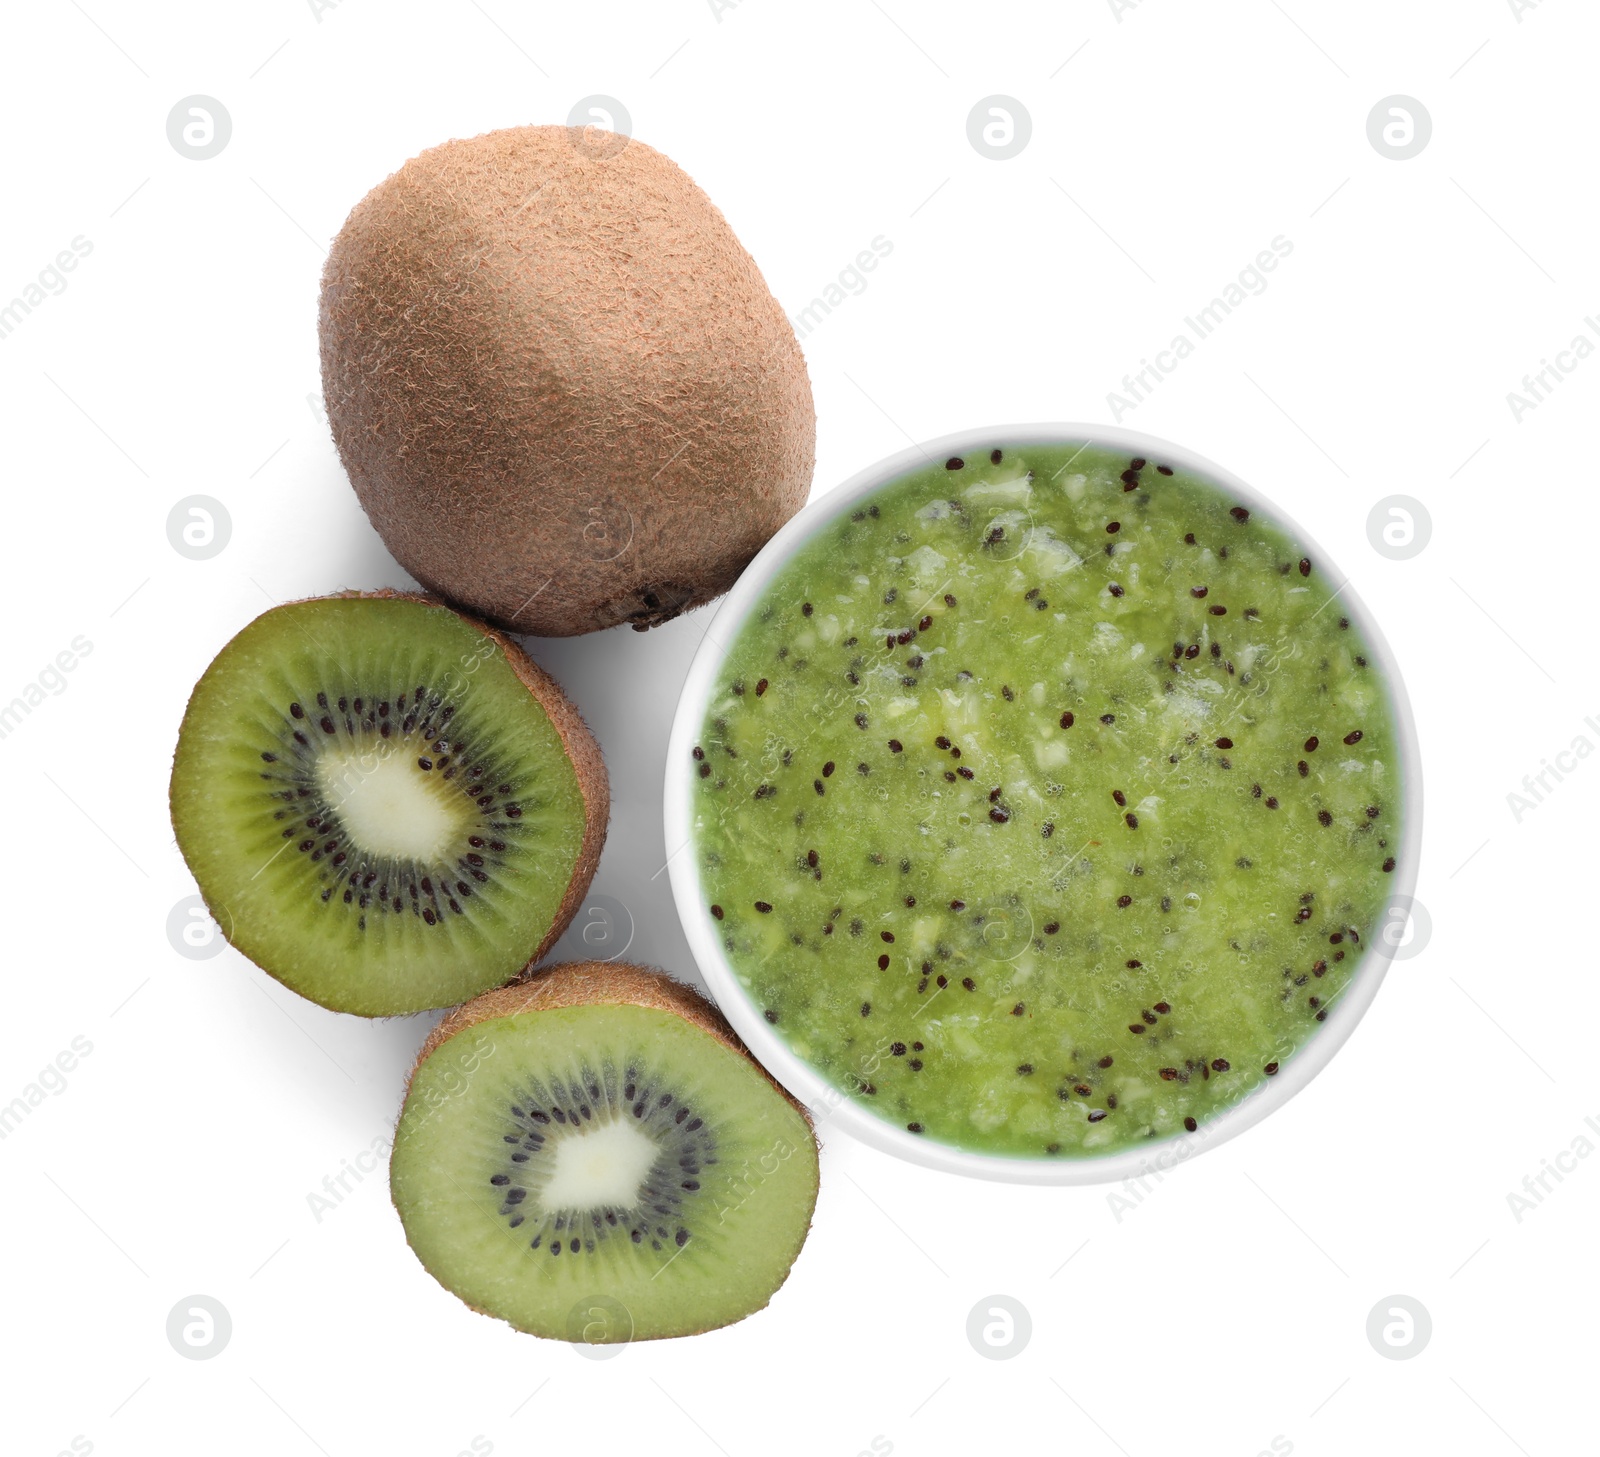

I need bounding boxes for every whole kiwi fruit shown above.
[319,125,815,637]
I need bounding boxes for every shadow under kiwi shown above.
[519,606,713,995]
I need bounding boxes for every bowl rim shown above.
[664,422,1423,1186]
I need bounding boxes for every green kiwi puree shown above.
[691,442,1403,1158]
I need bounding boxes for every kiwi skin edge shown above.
[409,960,813,1132]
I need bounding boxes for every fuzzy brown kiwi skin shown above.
[396,961,819,1340]
[334,590,609,967]
[319,125,815,637]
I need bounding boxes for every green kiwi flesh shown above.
[169,594,606,1016]
[391,962,819,1342]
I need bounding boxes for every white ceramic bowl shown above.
[666,424,1423,1185]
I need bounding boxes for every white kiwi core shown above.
[316,743,468,861]
[542,1118,659,1211]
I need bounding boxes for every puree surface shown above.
[691,442,1402,1157]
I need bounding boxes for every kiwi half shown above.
[169,592,607,1016]
[319,125,814,636]
[390,962,819,1342]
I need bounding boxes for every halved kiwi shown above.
[390,962,819,1342]
[169,592,607,1016]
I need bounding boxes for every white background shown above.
[1,2,1593,1454]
